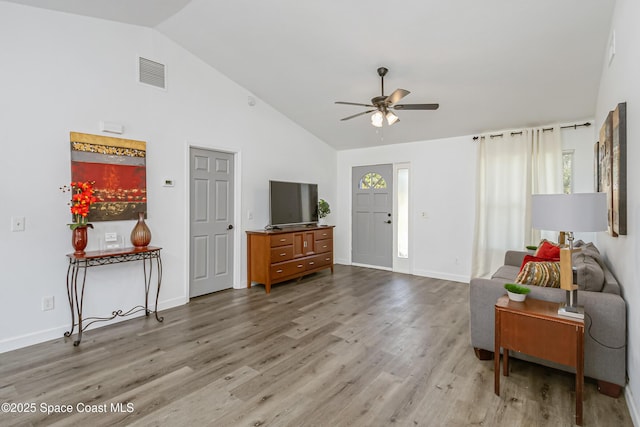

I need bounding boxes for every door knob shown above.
[385,220,392,224]
[227,224,234,230]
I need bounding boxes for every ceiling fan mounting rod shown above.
[377,67,388,96]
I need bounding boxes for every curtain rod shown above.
[472,121,591,141]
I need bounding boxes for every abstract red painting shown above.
[70,132,147,221]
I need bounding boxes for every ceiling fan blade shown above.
[335,101,375,107]
[393,103,439,111]
[340,109,377,121]
[386,89,410,105]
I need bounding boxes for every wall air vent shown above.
[138,57,166,89]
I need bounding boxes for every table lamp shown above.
[531,193,607,319]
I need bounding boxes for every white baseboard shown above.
[157,295,189,311]
[0,296,187,354]
[625,386,638,427]
[334,262,469,284]
[413,269,470,284]
[0,325,70,354]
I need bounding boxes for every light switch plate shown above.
[105,232,117,242]
[11,216,25,231]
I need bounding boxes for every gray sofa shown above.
[469,245,626,397]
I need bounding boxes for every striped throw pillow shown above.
[515,261,561,288]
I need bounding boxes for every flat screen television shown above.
[269,180,318,227]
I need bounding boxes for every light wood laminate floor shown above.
[0,265,633,426]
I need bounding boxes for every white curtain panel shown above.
[528,126,563,243]
[471,127,562,279]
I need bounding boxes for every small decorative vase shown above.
[72,226,88,256]
[131,211,151,248]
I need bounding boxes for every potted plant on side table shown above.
[504,283,531,302]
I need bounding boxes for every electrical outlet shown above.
[42,296,54,311]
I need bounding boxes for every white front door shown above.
[189,148,234,297]
[352,164,393,268]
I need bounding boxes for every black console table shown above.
[65,246,163,346]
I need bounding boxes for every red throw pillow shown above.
[534,240,561,260]
[519,255,554,272]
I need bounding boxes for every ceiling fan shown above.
[335,67,439,127]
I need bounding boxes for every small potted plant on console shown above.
[318,199,331,225]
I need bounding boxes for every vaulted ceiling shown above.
[5,0,615,149]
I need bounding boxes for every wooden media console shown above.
[246,225,334,293]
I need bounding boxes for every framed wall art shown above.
[594,141,599,192]
[70,132,147,222]
[598,111,615,236]
[612,102,627,235]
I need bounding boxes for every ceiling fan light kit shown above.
[385,111,399,125]
[336,67,439,127]
[371,110,384,127]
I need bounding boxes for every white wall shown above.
[560,122,597,193]
[0,3,336,352]
[336,135,477,283]
[594,0,640,421]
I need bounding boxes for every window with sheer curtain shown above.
[471,127,562,279]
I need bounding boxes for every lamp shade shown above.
[531,193,607,232]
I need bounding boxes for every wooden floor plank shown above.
[0,265,632,426]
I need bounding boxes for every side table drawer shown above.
[501,311,579,365]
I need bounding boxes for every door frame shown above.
[185,142,242,300]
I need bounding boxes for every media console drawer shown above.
[271,260,306,279]
[247,226,335,293]
[270,234,293,247]
[314,229,332,240]
[307,253,333,269]
[270,245,294,262]
[315,239,332,254]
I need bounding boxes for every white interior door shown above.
[352,164,393,268]
[189,147,234,297]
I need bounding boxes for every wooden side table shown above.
[494,295,584,425]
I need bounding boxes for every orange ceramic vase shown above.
[131,212,152,248]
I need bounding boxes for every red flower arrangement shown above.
[60,181,97,230]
